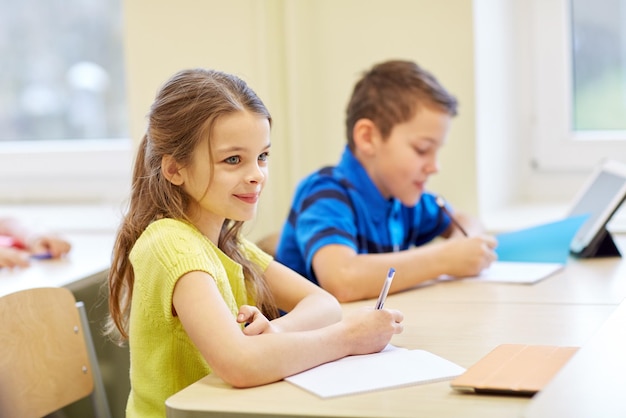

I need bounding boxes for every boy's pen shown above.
[435,195,469,237]
[375,268,395,309]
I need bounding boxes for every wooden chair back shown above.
[0,287,111,418]
[256,232,279,257]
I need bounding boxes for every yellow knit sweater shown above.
[125,218,271,418]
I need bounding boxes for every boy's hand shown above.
[444,235,498,277]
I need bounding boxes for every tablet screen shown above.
[569,161,626,254]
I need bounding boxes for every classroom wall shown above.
[474,0,526,218]
[123,0,479,242]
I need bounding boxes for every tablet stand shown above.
[571,227,622,258]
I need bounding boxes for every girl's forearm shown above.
[271,293,342,332]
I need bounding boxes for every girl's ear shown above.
[352,118,380,156]
[161,155,184,185]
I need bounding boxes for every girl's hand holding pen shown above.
[341,307,404,355]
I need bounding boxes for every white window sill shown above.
[0,204,124,234]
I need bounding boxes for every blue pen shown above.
[375,268,395,309]
[31,252,53,260]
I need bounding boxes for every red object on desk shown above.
[0,235,27,250]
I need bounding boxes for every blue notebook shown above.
[494,215,588,264]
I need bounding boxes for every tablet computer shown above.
[568,159,626,257]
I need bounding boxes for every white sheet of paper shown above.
[465,261,564,284]
[285,345,465,398]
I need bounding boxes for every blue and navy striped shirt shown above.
[275,146,452,285]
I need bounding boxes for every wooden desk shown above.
[163,236,626,417]
[401,234,626,306]
[525,298,626,418]
[408,250,626,306]
[0,232,129,418]
[166,299,616,418]
[0,232,114,297]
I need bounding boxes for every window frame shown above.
[0,0,130,205]
[530,0,626,172]
[0,139,132,204]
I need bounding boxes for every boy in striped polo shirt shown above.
[276,59,498,302]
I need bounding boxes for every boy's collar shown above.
[338,146,397,222]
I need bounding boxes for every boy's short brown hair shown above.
[345,60,458,150]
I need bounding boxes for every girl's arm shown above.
[263,259,343,332]
[173,269,403,388]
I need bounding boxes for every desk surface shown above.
[525,298,626,418]
[0,232,114,297]
[160,236,626,417]
[0,231,126,418]
[411,250,626,305]
[166,299,616,418]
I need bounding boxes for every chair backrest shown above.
[0,287,111,418]
[256,232,279,257]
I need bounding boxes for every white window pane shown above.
[572,0,626,131]
[0,0,130,204]
[0,0,128,141]
[530,0,626,172]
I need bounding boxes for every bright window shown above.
[0,0,131,203]
[531,0,626,172]
[571,0,626,131]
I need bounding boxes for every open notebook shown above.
[462,261,564,284]
[449,215,588,284]
[285,345,465,398]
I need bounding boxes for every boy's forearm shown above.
[314,246,448,302]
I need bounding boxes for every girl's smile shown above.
[234,192,261,204]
